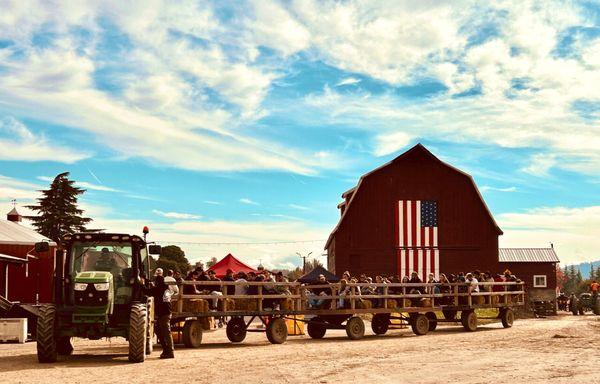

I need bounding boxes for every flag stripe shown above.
[410,200,417,247]
[416,200,421,247]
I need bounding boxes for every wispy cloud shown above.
[289,204,310,210]
[480,186,517,193]
[204,200,222,205]
[152,210,202,220]
[336,77,361,87]
[239,198,260,206]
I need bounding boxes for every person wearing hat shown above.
[146,275,174,359]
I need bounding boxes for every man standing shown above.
[165,269,179,297]
[148,275,174,359]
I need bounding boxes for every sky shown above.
[0,0,599,269]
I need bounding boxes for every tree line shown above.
[558,264,600,295]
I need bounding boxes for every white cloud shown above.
[498,206,600,264]
[152,210,202,220]
[336,77,361,87]
[204,200,222,205]
[374,131,414,157]
[480,186,517,193]
[289,204,309,210]
[0,117,89,163]
[239,198,260,206]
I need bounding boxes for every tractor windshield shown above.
[71,242,133,276]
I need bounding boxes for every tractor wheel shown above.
[307,318,327,339]
[56,336,73,355]
[442,309,457,320]
[128,303,147,363]
[182,320,203,348]
[410,314,429,336]
[461,310,477,332]
[593,299,600,315]
[425,312,437,331]
[226,317,247,343]
[266,318,288,344]
[36,304,58,363]
[371,314,390,335]
[500,308,514,328]
[345,316,365,340]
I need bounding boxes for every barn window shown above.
[533,275,547,288]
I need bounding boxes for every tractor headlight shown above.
[94,282,110,291]
[74,283,88,291]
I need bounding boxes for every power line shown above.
[154,239,326,246]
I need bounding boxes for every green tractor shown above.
[571,292,599,315]
[35,231,161,363]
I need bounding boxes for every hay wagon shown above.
[168,280,525,347]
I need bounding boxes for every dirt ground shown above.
[1,314,599,384]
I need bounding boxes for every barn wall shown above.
[0,244,55,303]
[332,147,500,277]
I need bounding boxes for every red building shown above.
[0,208,56,304]
[326,144,558,305]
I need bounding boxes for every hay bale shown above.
[182,299,209,313]
[474,296,485,305]
[386,299,398,308]
[201,316,215,331]
[358,299,373,309]
[281,297,294,310]
[419,298,432,307]
[235,299,258,311]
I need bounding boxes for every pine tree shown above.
[590,264,596,280]
[25,172,92,244]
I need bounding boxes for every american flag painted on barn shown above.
[396,200,439,280]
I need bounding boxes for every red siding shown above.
[0,244,55,303]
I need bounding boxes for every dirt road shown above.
[1,314,598,384]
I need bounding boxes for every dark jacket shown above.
[223,275,235,295]
[147,276,171,316]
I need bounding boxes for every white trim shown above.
[533,275,547,288]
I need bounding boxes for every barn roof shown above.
[325,143,502,249]
[0,219,53,245]
[499,248,560,263]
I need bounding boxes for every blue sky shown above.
[0,0,599,268]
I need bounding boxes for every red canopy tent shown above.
[206,253,259,278]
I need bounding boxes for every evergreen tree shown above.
[590,264,596,280]
[156,245,191,273]
[25,172,92,244]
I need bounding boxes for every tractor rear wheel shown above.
[56,336,73,355]
[425,312,437,331]
[36,304,57,363]
[266,318,288,344]
[345,316,365,340]
[182,320,203,348]
[410,314,429,335]
[128,303,147,363]
[307,318,327,339]
[500,308,514,328]
[371,313,389,335]
[226,317,247,343]
[593,298,600,315]
[461,310,477,332]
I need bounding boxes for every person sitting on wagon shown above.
[184,270,201,295]
[308,274,330,309]
[206,270,223,310]
[409,271,424,293]
[465,272,479,293]
[426,273,439,295]
[222,269,236,295]
[438,273,451,305]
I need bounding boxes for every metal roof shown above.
[0,219,54,245]
[0,253,28,263]
[499,248,560,263]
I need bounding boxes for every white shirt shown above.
[234,278,248,295]
[468,277,479,292]
[164,276,179,295]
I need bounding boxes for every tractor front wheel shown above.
[36,304,58,363]
[128,303,147,363]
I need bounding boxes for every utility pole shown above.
[296,251,312,274]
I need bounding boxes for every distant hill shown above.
[565,260,600,279]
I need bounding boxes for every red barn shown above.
[0,208,56,304]
[326,144,502,278]
[325,144,558,307]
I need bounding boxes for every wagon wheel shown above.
[425,312,437,331]
[307,317,327,339]
[500,308,514,328]
[182,319,203,348]
[442,309,457,320]
[371,313,390,335]
[266,317,288,344]
[345,316,365,340]
[460,310,477,332]
[410,314,429,335]
[226,317,247,343]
